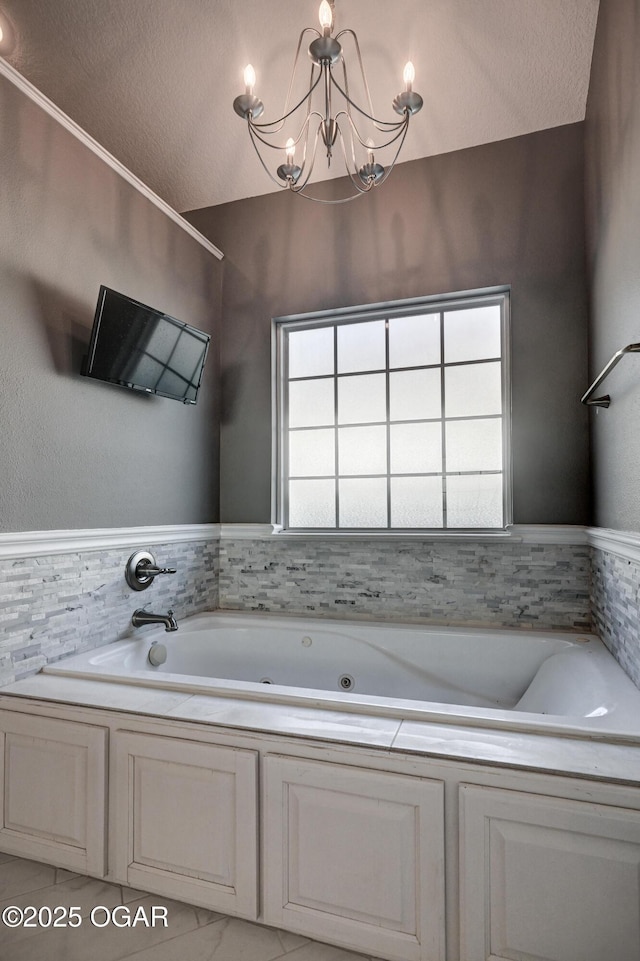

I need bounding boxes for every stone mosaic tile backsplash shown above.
[0,540,218,686]
[218,537,592,632]
[591,547,640,688]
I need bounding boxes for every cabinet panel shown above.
[460,784,640,961]
[113,731,258,917]
[263,755,445,961]
[0,711,107,875]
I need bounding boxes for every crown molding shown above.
[587,527,640,565]
[0,525,220,560]
[0,56,223,261]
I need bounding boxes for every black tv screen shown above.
[82,286,210,405]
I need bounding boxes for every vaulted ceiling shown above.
[0,0,600,212]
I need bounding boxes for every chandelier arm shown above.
[335,58,394,157]
[334,124,376,193]
[289,126,379,204]
[329,72,406,130]
[336,50,359,141]
[299,100,313,167]
[335,108,411,153]
[290,136,373,201]
[248,109,321,153]
[332,28,397,133]
[299,109,329,168]
[289,189,369,204]
[292,119,373,202]
[273,27,321,132]
[367,116,412,187]
[343,110,359,173]
[330,111,368,179]
[251,68,324,130]
[289,125,327,192]
[334,29,377,119]
[247,124,293,188]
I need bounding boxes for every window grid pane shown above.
[282,297,506,530]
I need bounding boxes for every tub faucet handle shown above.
[126,550,177,591]
[141,564,177,577]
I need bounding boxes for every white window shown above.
[274,290,511,531]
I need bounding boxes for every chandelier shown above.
[232,0,423,203]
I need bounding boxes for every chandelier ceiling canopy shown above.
[233,0,423,203]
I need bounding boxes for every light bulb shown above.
[319,1,333,35]
[285,138,296,162]
[0,24,4,43]
[366,138,375,165]
[403,61,415,91]
[243,64,256,94]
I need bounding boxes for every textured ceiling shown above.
[0,0,599,212]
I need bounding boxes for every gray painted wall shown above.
[186,124,590,526]
[585,0,640,533]
[0,72,222,532]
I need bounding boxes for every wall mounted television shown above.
[81,286,210,405]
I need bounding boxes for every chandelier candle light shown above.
[233,0,423,203]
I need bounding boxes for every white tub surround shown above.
[0,525,219,687]
[43,611,640,742]
[1,682,639,961]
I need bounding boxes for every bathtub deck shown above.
[2,673,640,786]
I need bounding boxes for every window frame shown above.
[272,288,512,533]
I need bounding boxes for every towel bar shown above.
[581,343,640,407]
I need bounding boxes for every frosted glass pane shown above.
[338,426,387,475]
[338,373,386,424]
[446,419,502,472]
[390,423,442,473]
[446,474,503,528]
[288,327,334,378]
[445,361,502,418]
[388,314,440,368]
[337,321,386,373]
[288,378,335,428]
[390,369,441,421]
[391,476,443,528]
[289,479,336,527]
[339,478,387,527]
[289,429,335,476]
[444,306,501,363]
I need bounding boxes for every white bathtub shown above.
[43,612,640,739]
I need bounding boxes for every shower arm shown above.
[581,342,640,408]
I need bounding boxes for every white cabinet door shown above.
[460,783,640,961]
[113,731,258,917]
[0,711,107,875]
[263,755,445,961]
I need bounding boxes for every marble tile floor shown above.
[0,854,382,961]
